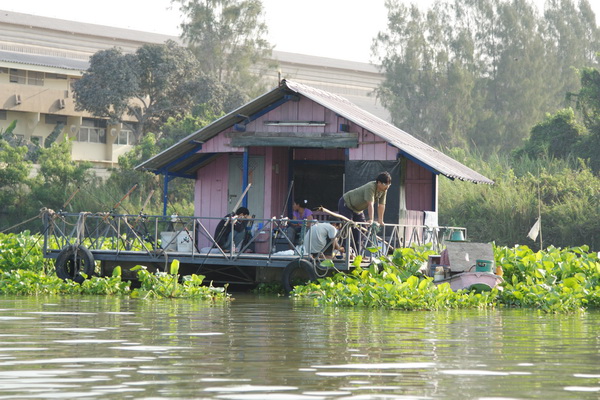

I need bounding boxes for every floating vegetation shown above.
[293,245,600,313]
[293,247,498,310]
[0,233,230,301]
[497,245,600,313]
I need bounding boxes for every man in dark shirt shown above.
[214,207,250,251]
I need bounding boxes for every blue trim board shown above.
[162,143,203,171]
[233,95,297,132]
[242,150,249,208]
[397,150,440,176]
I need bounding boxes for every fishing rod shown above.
[273,180,294,247]
[3,183,84,270]
[83,183,139,246]
[280,179,294,218]
[109,183,138,215]
[125,189,156,248]
[60,186,81,212]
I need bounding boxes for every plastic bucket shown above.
[160,231,177,251]
[475,259,494,273]
[176,231,193,252]
[449,230,465,241]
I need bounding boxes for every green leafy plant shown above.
[130,261,229,300]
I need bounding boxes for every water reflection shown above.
[0,295,598,399]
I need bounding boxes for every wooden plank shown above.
[444,242,494,272]
[231,132,358,148]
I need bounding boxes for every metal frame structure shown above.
[41,209,466,285]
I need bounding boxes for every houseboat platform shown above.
[41,209,464,291]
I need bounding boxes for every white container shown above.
[434,266,445,282]
[160,231,177,251]
[176,231,193,252]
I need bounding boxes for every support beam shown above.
[242,149,249,208]
[231,132,358,148]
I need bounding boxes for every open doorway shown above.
[291,162,344,213]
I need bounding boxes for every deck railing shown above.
[41,210,467,264]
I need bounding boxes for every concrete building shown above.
[0,10,387,171]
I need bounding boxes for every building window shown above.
[28,71,44,86]
[0,110,6,120]
[9,69,45,86]
[77,118,106,144]
[44,114,68,125]
[9,69,26,84]
[45,73,67,80]
[116,129,135,145]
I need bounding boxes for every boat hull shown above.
[434,272,503,292]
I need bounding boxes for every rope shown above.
[76,212,90,245]
[0,207,52,234]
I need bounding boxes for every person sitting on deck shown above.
[214,207,250,251]
[285,198,314,246]
[303,220,344,259]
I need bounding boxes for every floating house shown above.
[41,79,495,289]
[136,79,493,248]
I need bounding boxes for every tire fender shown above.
[55,245,95,283]
[282,259,317,294]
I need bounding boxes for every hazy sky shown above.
[2,0,598,64]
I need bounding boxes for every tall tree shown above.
[174,0,274,96]
[373,0,600,154]
[73,41,205,141]
[0,130,31,221]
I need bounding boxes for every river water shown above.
[0,294,598,399]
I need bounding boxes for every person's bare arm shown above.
[377,204,386,225]
[366,201,374,223]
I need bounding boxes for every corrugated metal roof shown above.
[136,79,493,185]
[0,50,89,71]
[0,10,177,45]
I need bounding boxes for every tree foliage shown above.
[0,136,31,220]
[174,0,274,96]
[373,0,600,153]
[439,152,600,251]
[74,41,207,140]
[0,137,96,231]
[515,108,585,159]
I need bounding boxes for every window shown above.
[77,118,107,144]
[116,129,135,145]
[44,114,67,125]
[9,69,26,84]
[45,73,67,80]
[28,71,44,86]
[0,110,6,120]
[9,69,45,86]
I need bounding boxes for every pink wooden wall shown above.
[264,147,290,218]
[192,94,437,238]
[406,160,436,212]
[347,124,398,161]
[195,154,229,248]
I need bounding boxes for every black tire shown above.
[282,259,318,295]
[55,245,95,283]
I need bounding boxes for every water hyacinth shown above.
[497,245,600,312]
[293,245,600,313]
[0,233,230,300]
[293,247,498,310]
